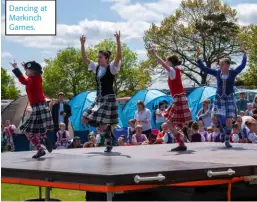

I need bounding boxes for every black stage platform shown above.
[2,143,257,201]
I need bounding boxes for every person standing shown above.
[236,92,248,112]
[52,92,72,132]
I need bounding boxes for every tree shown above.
[236,25,257,89]
[143,0,241,85]
[43,40,151,97]
[1,67,20,99]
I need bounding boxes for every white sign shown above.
[5,0,56,35]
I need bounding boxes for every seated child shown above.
[245,103,253,116]
[230,123,245,143]
[127,119,136,144]
[3,120,16,151]
[207,125,221,142]
[190,122,205,142]
[245,119,257,143]
[199,119,208,140]
[155,122,174,144]
[132,125,149,145]
[56,122,69,149]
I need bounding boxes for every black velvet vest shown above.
[95,65,115,97]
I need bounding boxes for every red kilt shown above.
[163,93,192,128]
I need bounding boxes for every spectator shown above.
[206,126,213,142]
[117,136,125,146]
[236,92,248,112]
[230,123,245,143]
[56,122,70,149]
[52,92,72,132]
[253,95,257,110]
[239,111,246,117]
[245,119,257,143]
[197,99,212,128]
[155,102,166,131]
[235,115,248,142]
[155,122,174,144]
[132,125,149,145]
[83,132,96,148]
[134,101,152,140]
[190,122,205,142]
[199,120,208,140]
[67,136,83,149]
[182,121,194,142]
[245,103,253,116]
[3,120,16,151]
[96,127,105,147]
[127,119,136,144]
[252,108,257,115]
[83,142,95,148]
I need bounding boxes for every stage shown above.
[2,143,257,201]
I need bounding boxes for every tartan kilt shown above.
[213,94,236,118]
[164,93,192,127]
[20,102,54,134]
[83,94,118,127]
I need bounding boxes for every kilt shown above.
[164,93,192,128]
[20,102,54,134]
[83,94,118,127]
[213,94,236,118]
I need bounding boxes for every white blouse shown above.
[88,60,121,78]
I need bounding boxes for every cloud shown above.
[1,51,13,59]
[233,3,257,25]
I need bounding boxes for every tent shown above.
[188,87,217,120]
[69,91,124,131]
[122,89,173,128]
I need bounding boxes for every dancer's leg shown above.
[167,121,187,151]
[39,133,52,153]
[100,124,113,152]
[224,118,233,148]
[25,133,46,158]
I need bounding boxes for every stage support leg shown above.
[45,187,51,201]
[39,187,42,199]
[106,183,113,201]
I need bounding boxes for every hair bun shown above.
[107,51,111,57]
[178,60,182,65]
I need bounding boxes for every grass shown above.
[1,183,86,201]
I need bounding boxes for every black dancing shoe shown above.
[170,145,187,152]
[44,137,53,153]
[32,150,46,159]
[104,146,113,153]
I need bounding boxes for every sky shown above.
[1,0,257,94]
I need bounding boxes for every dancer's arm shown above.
[113,31,122,70]
[196,48,217,76]
[10,61,32,85]
[234,47,247,75]
[80,35,90,65]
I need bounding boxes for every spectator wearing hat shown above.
[52,92,72,132]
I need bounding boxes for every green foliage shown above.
[143,0,241,85]
[43,39,151,98]
[1,67,20,99]
[237,25,257,89]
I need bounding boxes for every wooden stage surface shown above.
[2,143,257,186]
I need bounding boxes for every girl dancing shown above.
[196,47,247,148]
[149,48,192,151]
[80,31,121,152]
[10,60,54,158]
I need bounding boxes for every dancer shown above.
[149,48,192,151]
[80,31,121,152]
[3,120,16,151]
[10,60,53,158]
[196,47,247,147]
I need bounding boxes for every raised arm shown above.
[10,61,32,85]
[148,47,170,72]
[80,35,90,65]
[234,47,247,75]
[196,48,217,77]
[114,31,121,67]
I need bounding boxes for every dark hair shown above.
[252,109,257,115]
[191,122,199,130]
[167,55,182,66]
[232,123,240,129]
[220,58,231,65]
[252,114,257,121]
[159,102,165,107]
[99,50,111,60]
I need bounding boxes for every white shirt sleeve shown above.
[146,109,151,122]
[96,134,101,144]
[201,134,205,142]
[132,134,137,144]
[110,60,121,75]
[207,133,212,142]
[248,133,257,143]
[66,131,70,137]
[11,125,16,130]
[162,133,168,144]
[56,132,59,139]
[88,61,97,73]
[167,67,176,80]
[232,134,239,143]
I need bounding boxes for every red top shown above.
[16,71,45,105]
[168,67,185,97]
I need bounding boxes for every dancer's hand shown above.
[9,60,18,69]
[240,46,246,55]
[81,116,88,124]
[80,35,86,44]
[196,47,201,58]
[114,31,121,42]
[21,62,26,68]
